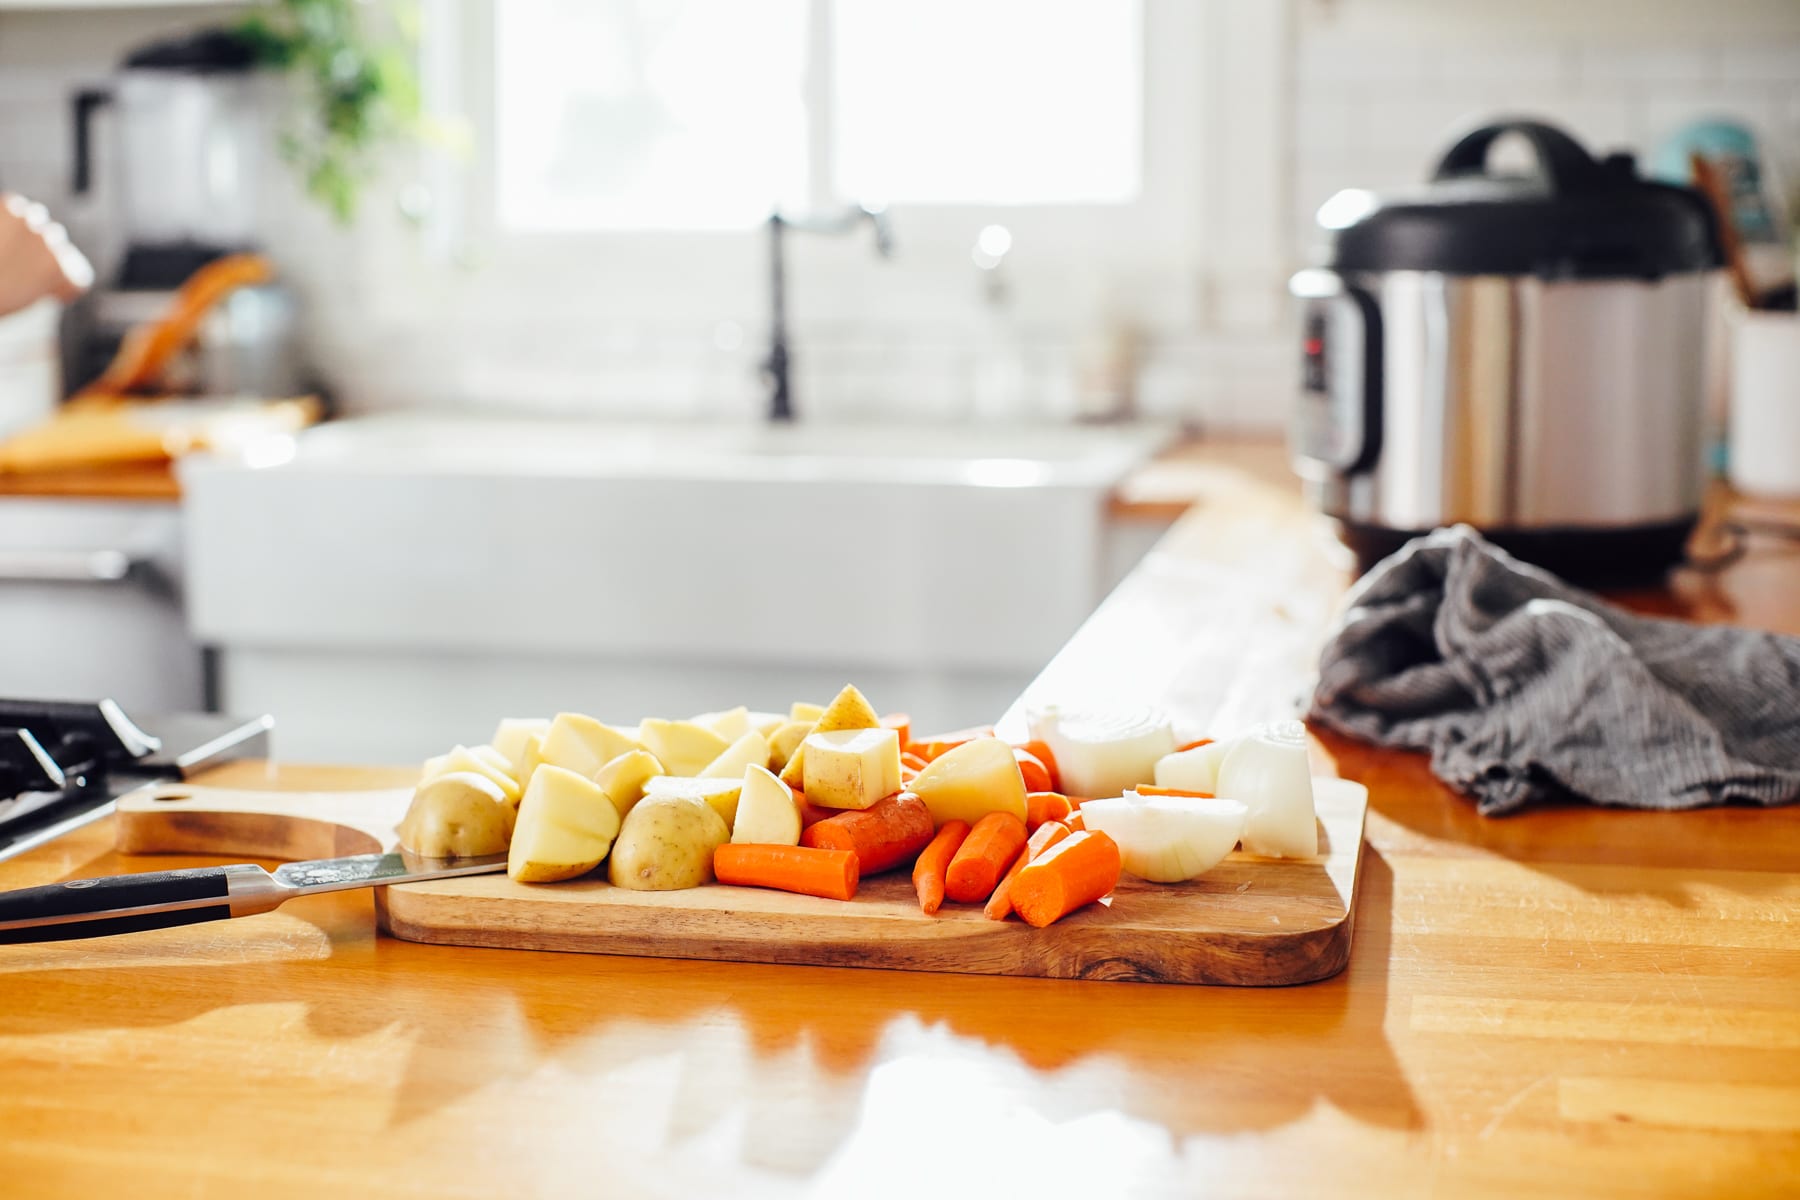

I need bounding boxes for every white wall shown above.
[1291,0,1800,260]
[2,1,1796,436]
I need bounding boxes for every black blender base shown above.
[1334,517,1699,588]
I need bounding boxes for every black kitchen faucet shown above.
[763,203,895,422]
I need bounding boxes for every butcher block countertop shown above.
[3,443,1798,1198]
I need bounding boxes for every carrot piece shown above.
[1174,737,1215,754]
[900,750,930,773]
[912,818,971,915]
[1016,740,1062,791]
[795,795,838,828]
[881,712,912,749]
[714,843,859,901]
[1065,811,1086,832]
[944,811,1030,904]
[1133,784,1216,799]
[984,819,1071,921]
[1013,747,1054,794]
[1010,831,1121,928]
[1025,791,1073,833]
[800,792,935,875]
[910,725,996,762]
[1008,834,1116,928]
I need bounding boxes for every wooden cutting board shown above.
[113,778,1369,986]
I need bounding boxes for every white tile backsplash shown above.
[1424,45,1576,87]
[1723,42,1800,84]
[1576,46,1721,86]
[1291,10,1800,278]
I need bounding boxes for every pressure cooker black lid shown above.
[1323,119,1724,280]
[123,28,258,74]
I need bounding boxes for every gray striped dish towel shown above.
[1307,525,1800,816]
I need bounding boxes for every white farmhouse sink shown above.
[181,414,1175,761]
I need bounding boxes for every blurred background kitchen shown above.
[0,0,1795,764]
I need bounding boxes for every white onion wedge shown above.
[1215,721,1317,858]
[1153,737,1238,794]
[1026,705,1175,798]
[1081,793,1247,883]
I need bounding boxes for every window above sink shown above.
[403,0,1284,335]
[494,0,1143,234]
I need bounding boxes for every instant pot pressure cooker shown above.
[1291,119,1724,582]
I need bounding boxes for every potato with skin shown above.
[641,775,745,832]
[592,748,663,821]
[779,683,881,788]
[637,718,729,777]
[507,765,620,883]
[419,744,521,805]
[397,771,514,858]
[607,795,730,891]
[766,720,811,772]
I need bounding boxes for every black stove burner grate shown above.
[0,699,271,863]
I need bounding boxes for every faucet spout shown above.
[763,204,893,423]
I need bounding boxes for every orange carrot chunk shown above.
[984,818,1071,921]
[801,792,935,875]
[1013,747,1054,794]
[1065,810,1086,832]
[714,844,858,901]
[1174,737,1215,754]
[1017,740,1063,791]
[1010,831,1121,928]
[1133,784,1216,800]
[912,818,971,916]
[943,811,1030,904]
[795,796,838,829]
[1025,791,1073,833]
[900,750,930,773]
[881,712,913,749]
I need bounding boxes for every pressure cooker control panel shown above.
[1289,270,1381,474]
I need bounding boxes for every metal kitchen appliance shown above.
[0,698,271,864]
[66,28,301,398]
[1291,119,1724,582]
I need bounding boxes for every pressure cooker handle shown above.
[1432,119,1601,193]
[71,88,113,196]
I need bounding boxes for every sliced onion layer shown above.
[1215,720,1317,858]
[1081,793,1247,883]
[1026,705,1175,799]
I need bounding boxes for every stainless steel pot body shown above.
[1293,268,1713,536]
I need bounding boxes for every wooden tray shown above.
[114,779,1369,986]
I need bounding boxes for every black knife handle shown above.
[0,866,233,944]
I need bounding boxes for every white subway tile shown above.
[1364,94,1495,156]
[1295,94,1363,158]
[1721,43,1800,85]
[1577,45,1719,86]
[1425,44,1575,86]
[1296,35,1429,87]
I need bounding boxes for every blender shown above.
[65,28,301,399]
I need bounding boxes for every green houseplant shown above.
[235,0,421,223]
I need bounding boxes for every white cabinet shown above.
[0,498,204,712]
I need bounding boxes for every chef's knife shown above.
[0,849,507,943]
